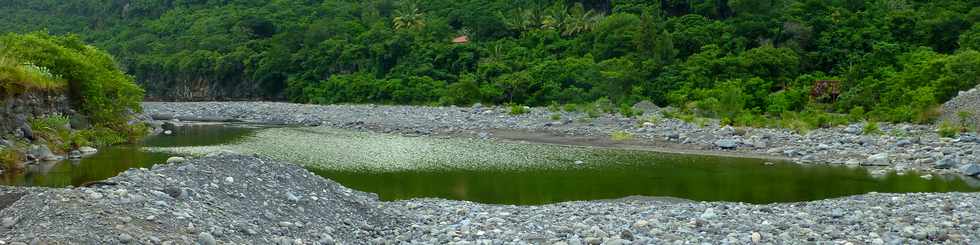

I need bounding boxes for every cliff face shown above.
[138,76,283,101]
[942,85,980,128]
[0,91,71,136]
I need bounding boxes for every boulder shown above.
[864,153,891,166]
[960,164,980,177]
[934,157,960,169]
[844,124,862,135]
[69,150,83,159]
[161,121,178,131]
[18,123,33,141]
[78,146,98,155]
[28,145,61,161]
[714,139,738,150]
[632,100,660,113]
[69,115,91,130]
[958,133,977,143]
[166,156,187,164]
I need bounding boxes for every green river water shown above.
[3,124,978,205]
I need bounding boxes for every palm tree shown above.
[562,3,603,37]
[393,5,424,31]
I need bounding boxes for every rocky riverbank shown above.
[143,102,980,178]
[0,154,977,244]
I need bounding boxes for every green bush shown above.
[550,114,561,121]
[0,33,143,124]
[619,104,638,118]
[548,102,561,112]
[611,131,634,141]
[1,148,20,170]
[562,103,577,112]
[863,121,881,135]
[508,104,530,115]
[848,106,866,122]
[958,111,975,129]
[938,121,959,138]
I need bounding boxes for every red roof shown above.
[452,35,469,44]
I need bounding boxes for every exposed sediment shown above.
[0,154,977,244]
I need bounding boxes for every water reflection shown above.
[0,125,256,187]
[311,150,980,205]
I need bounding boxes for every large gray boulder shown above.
[935,157,960,169]
[864,153,891,166]
[28,145,61,161]
[961,164,980,177]
[714,139,738,150]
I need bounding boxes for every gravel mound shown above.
[943,86,980,127]
[0,154,978,244]
[0,154,405,244]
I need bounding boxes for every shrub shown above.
[958,111,975,129]
[0,33,144,124]
[0,55,66,93]
[938,121,959,138]
[550,114,561,121]
[548,102,561,112]
[611,131,633,141]
[619,104,637,118]
[508,104,530,115]
[848,106,865,122]
[863,121,881,135]
[562,103,577,112]
[1,148,21,170]
[593,97,615,113]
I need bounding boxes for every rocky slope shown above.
[0,154,977,244]
[143,102,980,178]
[943,85,980,128]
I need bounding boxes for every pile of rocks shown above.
[0,153,405,243]
[942,85,980,128]
[0,154,977,244]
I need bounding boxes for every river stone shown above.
[935,157,959,169]
[166,157,186,164]
[714,139,738,150]
[844,124,862,134]
[959,133,978,143]
[28,145,60,161]
[864,153,890,166]
[961,164,980,177]
[198,232,217,245]
[16,122,34,141]
[79,146,98,154]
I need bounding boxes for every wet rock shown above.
[78,146,98,155]
[69,150,83,159]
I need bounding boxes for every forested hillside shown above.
[2,0,978,124]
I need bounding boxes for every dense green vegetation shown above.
[0,33,146,163]
[2,0,978,125]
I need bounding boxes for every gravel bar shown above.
[0,154,977,244]
[144,102,980,177]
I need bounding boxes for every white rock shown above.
[78,146,98,154]
[166,157,187,164]
[225,177,235,184]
